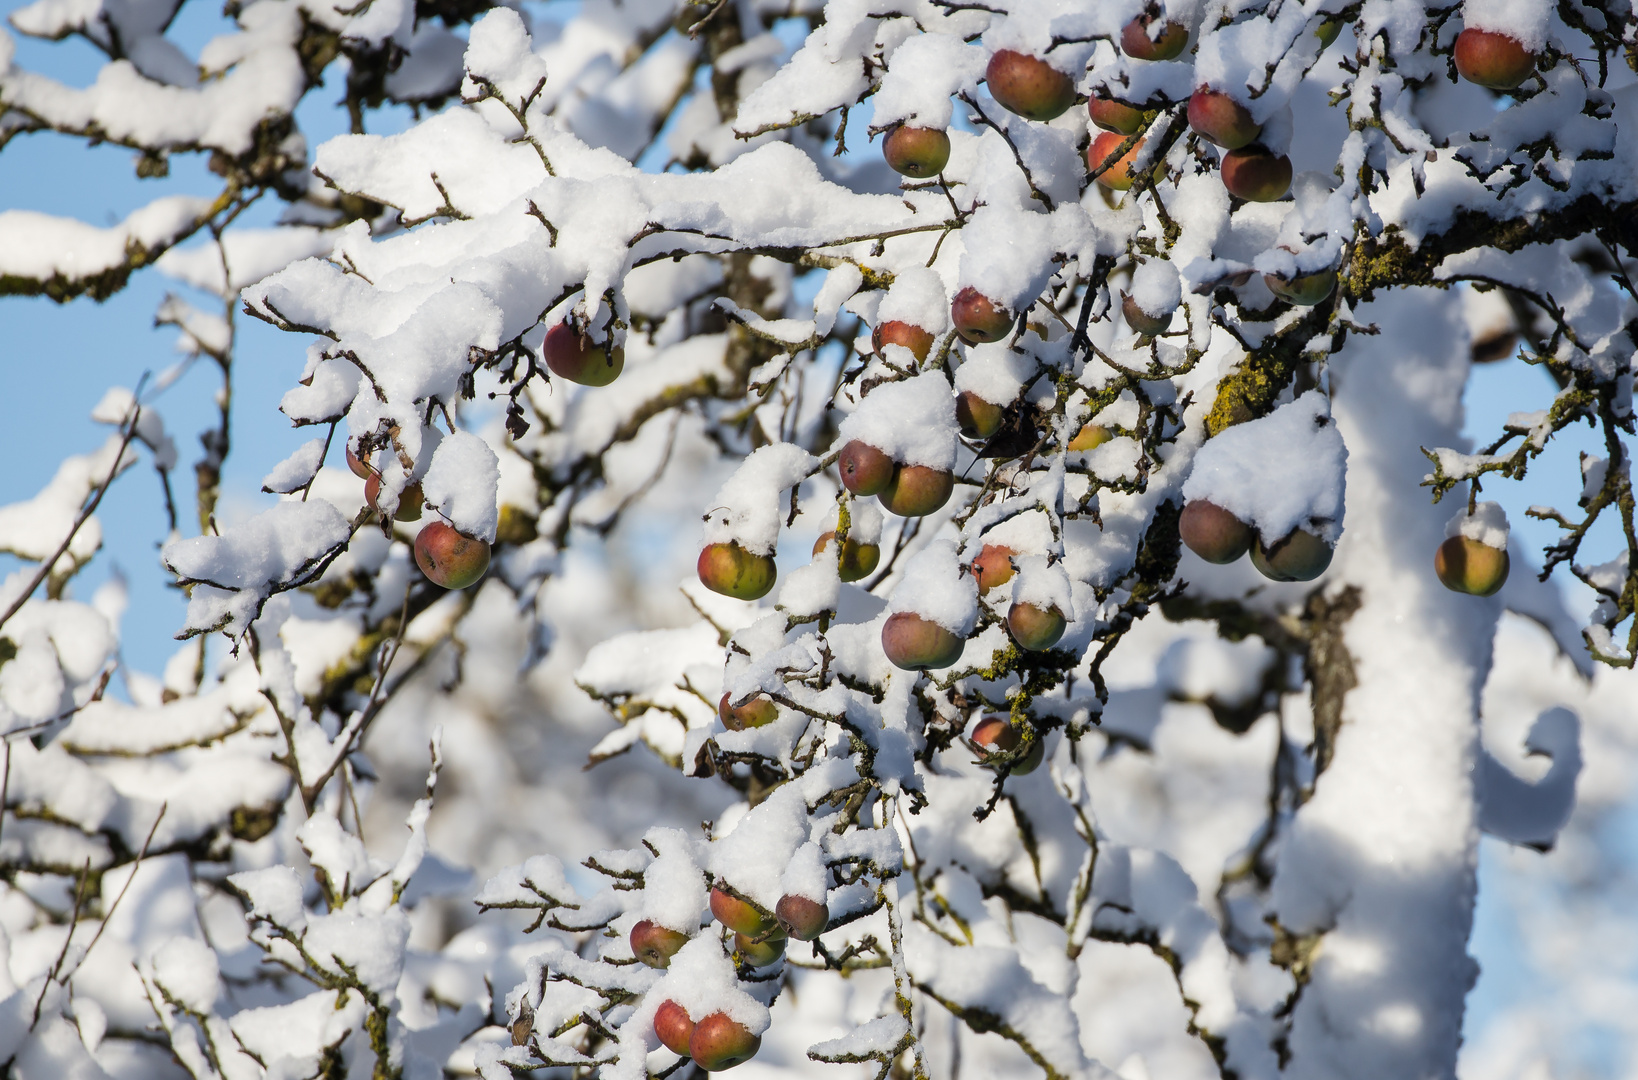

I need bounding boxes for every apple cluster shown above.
[346,441,491,589]
[1179,499,1334,582]
[629,885,830,1070]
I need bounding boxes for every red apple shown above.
[971,543,1015,593]
[1454,27,1537,90]
[879,464,954,517]
[544,322,624,387]
[364,475,424,522]
[882,611,965,670]
[1120,15,1189,61]
[1263,266,1337,306]
[346,444,373,478]
[710,887,775,936]
[697,542,776,600]
[882,125,951,178]
[734,930,786,967]
[1219,145,1292,202]
[985,49,1076,122]
[414,521,491,589]
[654,999,694,1055]
[838,439,896,496]
[1187,88,1261,149]
[630,920,689,969]
[776,894,829,940]
[1088,131,1150,190]
[690,1012,761,1071]
[1250,529,1334,582]
[1435,535,1509,596]
[813,531,880,582]
[872,320,936,361]
[951,287,1014,343]
[718,692,778,730]
[956,391,1006,440]
[1067,423,1112,451]
[1179,500,1252,564]
[1122,293,1172,336]
[971,715,1044,774]
[1088,96,1147,135]
[1007,601,1066,651]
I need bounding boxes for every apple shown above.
[1088,131,1154,190]
[1121,293,1172,336]
[710,887,776,936]
[1435,535,1510,596]
[697,542,776,600]
[1179,500,1252,564]
[1120,15,1189,61]
[1007,601,1066,651]
[718,692,778,731]
[882,125,951,178]
[813,531,880,582]
[872,320,936,362]
[970,715,1044,774]
[956,391,1006,440]
[839,440,896,497]
[951,287,1014,343]
[879,464,954,517]
[630,920,689,969]
[734,931,787,967]
[414,521,491,589]
[544,322,624,387]
[690,1012,761,1071]
[971,543,1015,593]
[364,475,424,522]
[1251,528,1334,582]
[1263,266,1337,306]
[1187,88,1261,149]
[1067,423,1112,451]
[346,444,373,478]
[1088,96,1146,135]
[1454,27,1537,90]
[882,611,965,670]
[776,894,829,940]
[985,49,1076,122]
[1315,16,1343,47]
[1219,145,1292,202]
[654,1000,695,1055]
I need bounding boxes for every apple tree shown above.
[0,0,1636,1077]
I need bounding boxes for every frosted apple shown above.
[1088,96,1146,135]
[882,125,950,178]
[1220,145,1292,202]
[654,1000,694,1055]
[710,887,776,936]
[690,1012,761,1071]
[956,390,1005,440]
[838,439,896,496]
[718,692,778,730]
[776,894,829,940]
[697,542,776,600]
[882,611,964,670]
[1121,293,1171,336]
[1251,528,1334,582]
[1435,535,1510,596]
[872,320,936,361]
[1180,500,1253,563]
[985,49,1076,121]
[813,531,879,582]
[951,287,1013,343]
[1454,27,1537,90]
[630,920,689,969]
[879,464,954,517]
[1007,601,1066,651]
[1120,15,1188,61]
[1187,88,1261,149]
[971,543,1015,593]
[364,475,423,522]
[414,521,491,589]
[543,322,624,387]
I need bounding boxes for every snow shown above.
[1181,390,1349,544]
[887,540,978,636]
[699,443,818,555]
[421,430,501,543]
[262,438,326,495]
[873,32,987,129]
[836,371,959,470]
[1447,500,1509,548]
[1461,0,1551,50]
